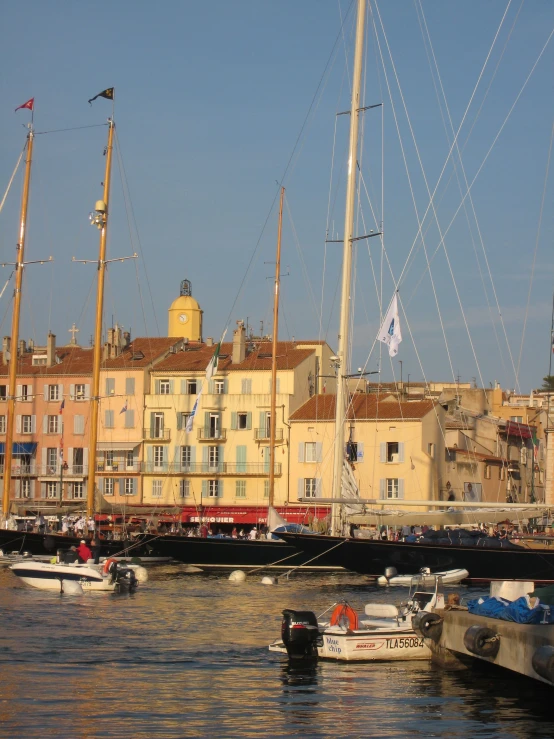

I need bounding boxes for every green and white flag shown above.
[205,342,221,382]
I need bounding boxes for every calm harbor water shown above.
[0,565,552,739]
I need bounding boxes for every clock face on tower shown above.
[179,313,188,324]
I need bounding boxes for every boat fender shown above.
[103,558,117,575]
[229,570,247,583]
[133,565,148,583]
[532,645,554,683]
[330,603,359,631]
[463,625,500,659]
[412,611,443,641]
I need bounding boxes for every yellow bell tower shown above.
[168,279,203,341]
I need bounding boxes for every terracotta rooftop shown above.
[290,394,437,422]
[101,337,182,369]
[153,340,316,373]
[447,446,505,463]
[0,346,94,378]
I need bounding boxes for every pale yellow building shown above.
[141,320,335,527]
[289,394,445,511]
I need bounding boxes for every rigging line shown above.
[415,1,508,382]
[385,0,515,289]
[284,200,321,324]
[516,119,554,383]
[34,123,108,135]
[401,22,554,357]
[114,129,160,337]
[416,0,520,392]
[370,9,458,385]
[0,147,25,218]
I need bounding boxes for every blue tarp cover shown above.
[466,595,554,624]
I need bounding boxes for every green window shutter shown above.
[380,443,386,463]
[246,412,252,430]
[263,446,270,473]
[219,446,224,471]
[202,480,208,498]
[297,479,303,500]
[218,480,223,498]
[398,443,405,463]
[169,380,174,394]
[231,412,237,430]
[204,412,210,435]
[147,446,153,465]
[236,445,247,472]
[223,380,228,394]
[155,380,161,394]
[174,446,180,466]
[398,479,405,499]
[298,443,304,463]
[259,412,266,432]
[202,446,209,472]
[176,412,182,431]
[190,447,196,468]
[379,479,386,499]
[315,442,322,463]
[180,380,186,394]
[150,413,155,437]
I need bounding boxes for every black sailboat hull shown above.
[276,532,554,583]
[139,534,343,570]
[0,528,149,558]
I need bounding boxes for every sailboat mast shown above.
[269,186,285,507]
[2,127,34,519]
[87,119,115,517]
[330,0,366,536]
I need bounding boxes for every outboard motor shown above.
[112,563,138,594]
[281,609,320,660]
[384,566,398,583]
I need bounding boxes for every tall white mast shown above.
[330,0,366,536]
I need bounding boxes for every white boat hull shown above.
[377,569,469,587]
[270,625,430,662]
[10,562,118,592]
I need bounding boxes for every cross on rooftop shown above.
[68,323,79,345]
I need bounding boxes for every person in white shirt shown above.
[249,527,258,540]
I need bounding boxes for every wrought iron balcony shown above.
[143,428,171,441]
[254,427,284,441]
[197,428,227,442]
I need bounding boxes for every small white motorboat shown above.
[269,574,447,662]
[10,557,144,593]
[377,566,469,587]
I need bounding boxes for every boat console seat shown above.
[364,603,399,618]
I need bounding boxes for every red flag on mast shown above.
[15,98,34,113]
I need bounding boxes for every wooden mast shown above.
[2,126,34,519]
[268,187,285,508]
[86,119,115,517]
[330,0,366,536]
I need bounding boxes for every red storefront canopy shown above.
[505,421,534,439]
[97,505,330,525]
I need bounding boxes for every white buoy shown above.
[61,580,84,595]
[132,565,148,583]
[229,570,247,583]
[261,576,277,586]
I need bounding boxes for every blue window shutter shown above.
[246,412,252,430]
[379,479,386,499]
[398,443,405,463]
[202,480,208,497]
[297,479,304,500]
[231,412,237,430]
[202,446,209,471]
[315,442,323,463]
[298,443,304,463]
[380,443,386,463]
[398,479,405,499]
[357,442,364,462]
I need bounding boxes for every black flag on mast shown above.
[88,88,114,105]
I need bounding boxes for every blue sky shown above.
[1,1,553,392]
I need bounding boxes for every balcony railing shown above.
[142,462,281,475]
[143,428,171,441]
[0,465,91,477]
[197,428,227,442]
[96,463,143,473]
[254,427,284,441]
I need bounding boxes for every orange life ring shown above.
[330,603,359,631]
[103,557,117,575]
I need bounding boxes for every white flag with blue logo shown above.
[378,294,402,357]
[186,388,202,433]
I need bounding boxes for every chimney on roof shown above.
[28,338,34,352]
[2,337,10,365]
[206,337,214,347]
[232,320,246,364]
[18,339,26,356]
[46,333,56,367]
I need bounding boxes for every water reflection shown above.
[0,567,552,738]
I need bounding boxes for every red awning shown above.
[505,421,534,439]
[96,505,330,526]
